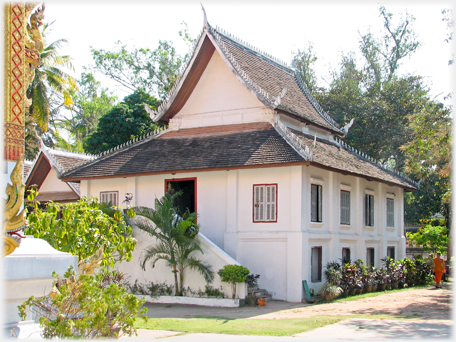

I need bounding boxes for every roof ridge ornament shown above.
[341,118,354,135]
[201,3,208,29]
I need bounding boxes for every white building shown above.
[24,140,93,203]
[61,21,417,302]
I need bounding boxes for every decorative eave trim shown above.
[332,136,418,189]
[270,116,313,161]
[153,27,206,122]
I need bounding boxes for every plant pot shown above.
[365,286,373,293]
[343,290,349,298]
[325,293,335,301]
[398,282,405,289]
[257,298,266,306]
[391,282,398,289]
[380,284,387,291]
[356,288,363,295]
[349,289,357,296]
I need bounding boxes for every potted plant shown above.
[218,264,250,299]
[320,283,343,301]
[374,268,388,291]
[404,258,416,287]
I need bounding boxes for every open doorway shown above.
[164,178,196,215]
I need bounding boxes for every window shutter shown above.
[387,198,394,227]
[341,191,350,225]
[365,194,369,225]
[369,195,374,226]
[266,185,276,221]
[100,191,118,206]
[254,185,266,221]
[318,185,322,222]
[311,185,317,222]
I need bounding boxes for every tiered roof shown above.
[60,21,417,191]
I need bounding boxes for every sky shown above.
[40,0,454,105]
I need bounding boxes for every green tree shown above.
[406,219,449,255]
[217,264,250,299]
[25,192,137,267]
[131,191,214,296]
[25,22,77,159]
[90,40,184,100]
[292,43,320,94]
[55,72,117,152]
[83,90,160,155]
[18,267,147,339]
[401,101,451,221]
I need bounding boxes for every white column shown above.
[224,170,239,259]
[287,166,304,302]
[125,176,136,207]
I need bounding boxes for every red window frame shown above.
[252,183,278,223]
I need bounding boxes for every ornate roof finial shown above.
[201,3,208,29]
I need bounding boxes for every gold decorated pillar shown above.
[3,2,43,257]
[4,3,27,161]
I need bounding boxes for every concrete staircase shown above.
[248,286,273,304]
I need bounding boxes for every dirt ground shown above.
[253,282,453,321]
[143,281,453,322]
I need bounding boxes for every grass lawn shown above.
[134,285,433,336]
[134,313,413,336]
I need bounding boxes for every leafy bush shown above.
[203,285,225,298]
[246,274,260,288]
[127,280,174,297]
[18,267,147,339]
[218,264,250,299]
[25,190,136,267]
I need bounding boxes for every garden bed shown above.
[136,295,241,307]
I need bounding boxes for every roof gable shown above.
[174,48,265,119]
[153,24,342,135]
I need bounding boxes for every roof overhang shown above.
[60,161,311,182]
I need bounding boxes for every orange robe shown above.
[433,257,445,284]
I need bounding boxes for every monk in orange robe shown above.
[433,253,446,288]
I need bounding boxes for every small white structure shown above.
[61,21,417,302]
[3,237,78,325]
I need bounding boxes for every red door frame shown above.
[164,177,197,214]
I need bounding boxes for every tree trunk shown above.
[179,266,184,296]
[172,265,179,296]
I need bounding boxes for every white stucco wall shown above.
[171,49,271,129]
[38,169,72,192]
[81,163,407,302]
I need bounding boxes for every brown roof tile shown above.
[217,33,340,133]
[61,123,306,180]
[292,130,416,190]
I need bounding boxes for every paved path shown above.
[122,318,453,341]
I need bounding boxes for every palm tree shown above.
[131,191,214,296]
[25,22,77,158]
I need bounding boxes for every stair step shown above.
[253,289,268,296]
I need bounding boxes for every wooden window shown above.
[100,191,118,206]
[311,246,322,282]
[311,184,322,222]
[365,194,374,226]
[342,248,351,264]
[340,190,350,225]
[387,198,394,227]
[366,247,375,267]
[253,184,277,222]
[387,246,395,260]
